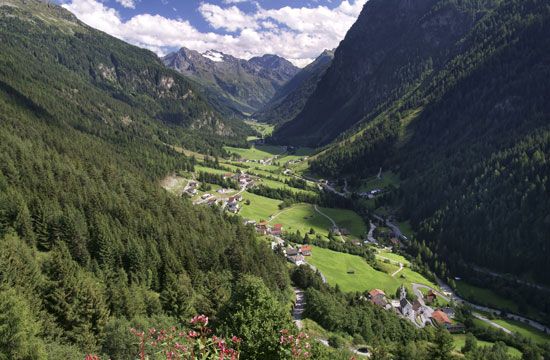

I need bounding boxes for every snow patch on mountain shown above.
[202,50,225,62]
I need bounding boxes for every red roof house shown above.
[300,245,312,256]
[431,310,451,325]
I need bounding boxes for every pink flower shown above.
[188,330,199,338]
[190,314,209,326]
[231,335,241,344]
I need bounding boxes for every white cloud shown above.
[115,0,136,9]
[61,0,367,67]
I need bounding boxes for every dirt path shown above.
[391,263,404,277]
[313,205,337,227]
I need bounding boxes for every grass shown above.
[319,206,367,239]
[307,246,402,294]
[452,334,522,357]
[239,192,282,221]
[375,249,410,265]
[397,220,413,238]
[358,171,400,192]
[245,120,274,137]
[269,204,333,238]
[492,318,550,345]
[224,145,287,161]
[455,281,520,314]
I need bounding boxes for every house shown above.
[426,290,437,304]
[288,255,305,266]
[256,221,269,235]
[286,248,299,257]
[207,198,217,206]
[235,194,243,202]
[368,289,388,308]
[186,188,197,195]
[300,245,312,256]
[201,193,212,200]
[431,310,451,326]
[227,203,240,213]
[228,196,237,205]
[188,181,197,188]
[271,223,283,236]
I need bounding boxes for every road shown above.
[293,288,306,330]
[366,221,377,244]
[371,214,403,238]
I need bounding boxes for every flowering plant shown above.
[129,315,240,360]
[278,329,312,359]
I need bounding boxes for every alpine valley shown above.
[0,0,548,359]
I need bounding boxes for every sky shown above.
[58,0,367,67]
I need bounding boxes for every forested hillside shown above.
[301,0,550,289]
[0,1,293,358]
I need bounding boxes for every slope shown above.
[254,50,334,125]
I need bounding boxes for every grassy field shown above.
[245,120,274,137]
[397,220,413,238]
[455,281,521,314]
[452,334,522,357]
[307,246,402,294]
[239,192,282,221]
[224,145,287,161]
[492,318,550,345]
[375,249,410,265]
[319,206,367,238]
[358,171,400,192]
[269,204,333,237]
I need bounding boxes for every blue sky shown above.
[59,0,367,66]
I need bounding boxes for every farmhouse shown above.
[256,221,269,235]
[271,223,283,236]
[368,289,388,307]
[286,248,299,257]
[426,290,437,304]
[300,245,312,256]
[288,255,305,265]
[431,310,451,326]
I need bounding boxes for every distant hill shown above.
[254,50,334,125]
[163,48,299,118]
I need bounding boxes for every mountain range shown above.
[254,49,334,125]
[163,47,299,118]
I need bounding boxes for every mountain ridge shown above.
[163,47,299,118]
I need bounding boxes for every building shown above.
[368,289,388,307]
[256,221,269,235]
[271,223,283,236]
[286,248,299,257]
[287,255,305,266]
[300,245,312,256]
[426,290,437,304]
[431,310,451,326]
[400,298,413,317]
[227,202,240,213]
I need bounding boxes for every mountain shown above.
[163,48,299,118]
[254,50,334,125]
[0,0,291,356]
[273,0,487,146]
[277,0,550,294]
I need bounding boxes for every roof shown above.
[369,289,386,298]
[431,310,451,324]
[259,220,268,226]
[273,224,283,229]
[300,245,312,252]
